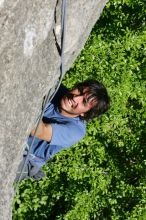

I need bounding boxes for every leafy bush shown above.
[13,0,146,219]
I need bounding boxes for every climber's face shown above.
[60,88,96,118]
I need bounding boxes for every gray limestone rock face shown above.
[0,0,108,219]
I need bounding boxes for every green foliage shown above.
[13,0,146,219]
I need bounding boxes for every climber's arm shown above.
[31,121,52,142]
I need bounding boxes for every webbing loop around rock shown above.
[14,0,67,192]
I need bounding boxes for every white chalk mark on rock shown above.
[0,0,4,8]
[24,26,37,57]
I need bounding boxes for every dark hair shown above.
[74,79,110,120]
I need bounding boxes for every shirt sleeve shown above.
[50,122,86,148]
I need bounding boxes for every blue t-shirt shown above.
[27,86,86,168]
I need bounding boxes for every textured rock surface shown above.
[0,0,108,219]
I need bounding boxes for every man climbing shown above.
[16,79,110,181]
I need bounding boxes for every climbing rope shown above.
[14,0,67,191]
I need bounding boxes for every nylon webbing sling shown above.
[15,0,67,192]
